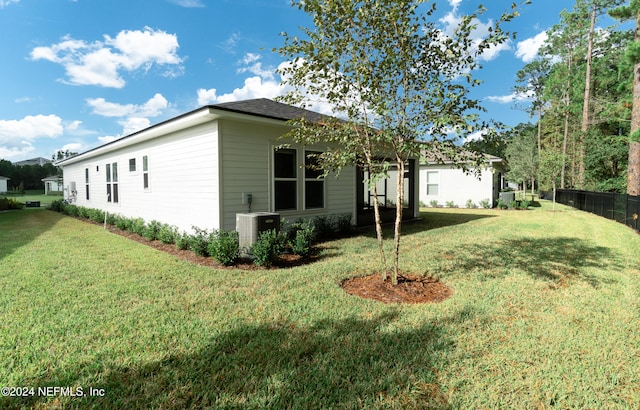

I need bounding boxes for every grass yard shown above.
[0,202,639,409]
[2,190,62,207]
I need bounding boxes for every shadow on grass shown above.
[0,209,63,261]
[446,236,621,288]
[359,210,497,238]
[5,310,485,409]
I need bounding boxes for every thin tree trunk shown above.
[561,53,572,189]
[392,158,405,286]
[579,1,597,189]
[537,106,543,157]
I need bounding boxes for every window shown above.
[142,155,149,190]
[274,149,297,211]
[426,171,439,196]
[304,151,324,209]
[129,158,136,172]
[85,168,90,200]
[106,162,119,203]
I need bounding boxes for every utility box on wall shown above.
[236,212,280,255]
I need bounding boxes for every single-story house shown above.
[42,176,63,195]
[420,153,506,208]
[56,98,420,232]
[0,176,9,193]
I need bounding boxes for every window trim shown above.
[426,170,439,196]
[106,162,119,204]
[142,155,150,191]
[273,148,298,211]
[85,168,90,201]
[304,150,325,210]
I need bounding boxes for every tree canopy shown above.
[277,0,521,283]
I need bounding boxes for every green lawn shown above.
[2,190,62,207]
[1,203,639,409]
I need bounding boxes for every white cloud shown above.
[120,117,151,136]
[31,27,184,88]
[0,115,64,159]
[516,31,548,63]
[219,33,241,54]
[438,6,511,63]
[465,130,485,143]
[97,135,119,144]
[485,91,533,104]
[198,54,288,105]
[167,0,204,7]
[87,94,169,140]
[0,0,19,8]
[87,93,168,118]
[237,53,276,81]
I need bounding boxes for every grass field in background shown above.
[2,189,62,207]
[0,203,639,409]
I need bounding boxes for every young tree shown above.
[504,123,539,197]
[277,0,521,284]
[538,148,566,210]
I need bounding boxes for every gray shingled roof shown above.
[213,98,327,123]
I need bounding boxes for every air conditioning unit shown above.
[236,212,280,255]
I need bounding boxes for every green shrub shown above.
[77,206,91,219]
[466,199,477,209]
[157,224,178,244]
[143,220,163,241]
[89,208,106,224]
[446,201,455,208]
[311,215,331,239]
[519,199,530,210]
[130,218,146,236]
[64,204,79,216]
[251,229,284,267]
[291,224,315,257]
[479,198,491,209]
[48,199,65,212]
[508,200,518,209]
[175,232,190,250]
[329,213,353,236]
[0,197,24,211]
[208,229,239,266]
[114,215,132,231]
[496,199,508,209]
[189,227,211,257]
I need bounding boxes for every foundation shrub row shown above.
[48,199,352,267]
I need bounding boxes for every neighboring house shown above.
[42,176,63,195]
[56,98,420,232]
[14,157,51,166]
[0,176,9,193]
[420,153,505,208]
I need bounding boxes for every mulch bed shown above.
[104,224,317,270]
[86,218,453,303]
[341,273,453,304]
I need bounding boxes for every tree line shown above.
[468,0,639,195]
[0,151,75,192]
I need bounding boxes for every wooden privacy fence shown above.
[554,189,640,233]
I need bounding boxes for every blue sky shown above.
[0,0,586,161]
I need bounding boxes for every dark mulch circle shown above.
[341,273,453,304]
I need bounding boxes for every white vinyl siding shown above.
[419,164,496,208]
[219,120,355,230]
[63,121,220,232]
